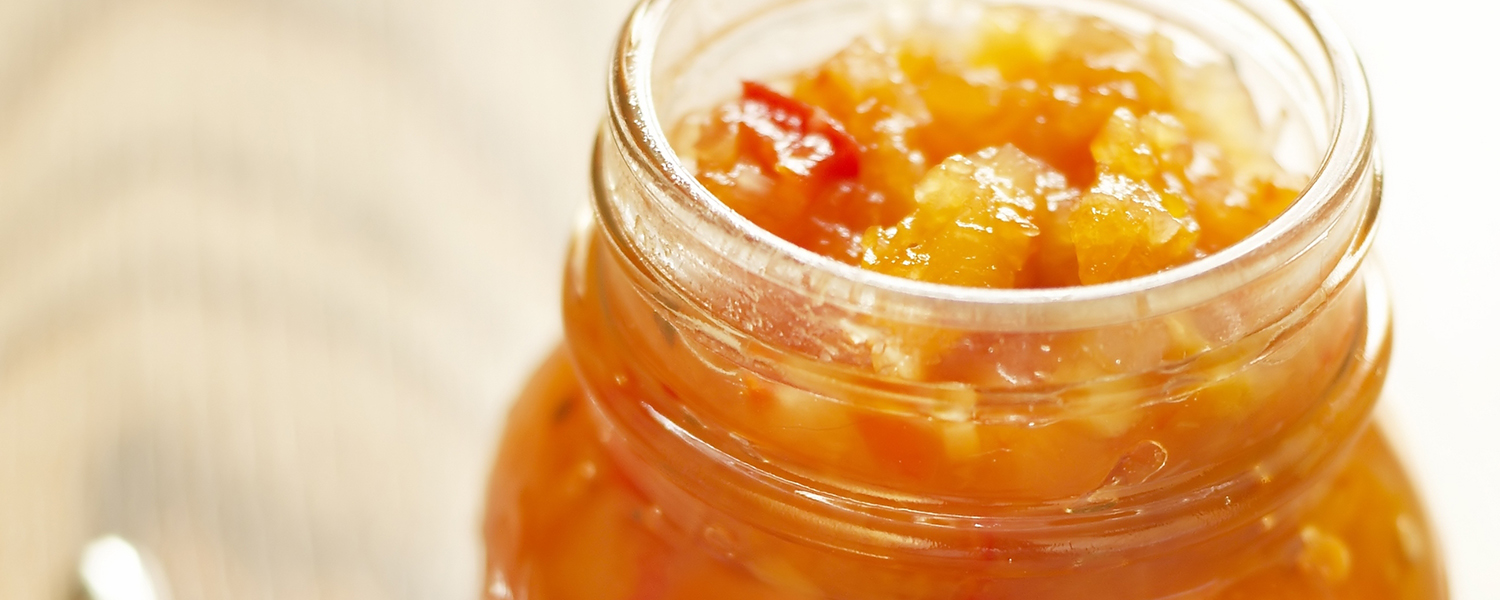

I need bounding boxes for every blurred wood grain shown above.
[0,0,630,597]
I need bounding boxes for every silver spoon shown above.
[77,536,172,600]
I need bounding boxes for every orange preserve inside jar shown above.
[482,0,1448,598]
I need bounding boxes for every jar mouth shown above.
[604,0,1375,331]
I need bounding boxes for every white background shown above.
[493,0,1500,597]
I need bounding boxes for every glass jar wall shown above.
[482,0,1447,597]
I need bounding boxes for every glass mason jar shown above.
[483,0,1447,598]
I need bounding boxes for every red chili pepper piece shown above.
[737,81,860,183]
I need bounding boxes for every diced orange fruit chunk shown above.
[1070,176,1199,284]
[794,39,932,207]
[1070,108,1203,283]
[861,145,1065,288]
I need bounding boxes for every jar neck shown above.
[564,193,1389,570]
[567,0,1382,581]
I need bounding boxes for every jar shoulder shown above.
[483,348,1446,600]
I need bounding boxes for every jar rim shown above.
[603,0,1375,330]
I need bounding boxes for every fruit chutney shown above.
[483,0,1447,598]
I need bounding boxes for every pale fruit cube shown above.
[862,145,1067,288]
[1069,175,1200,284]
